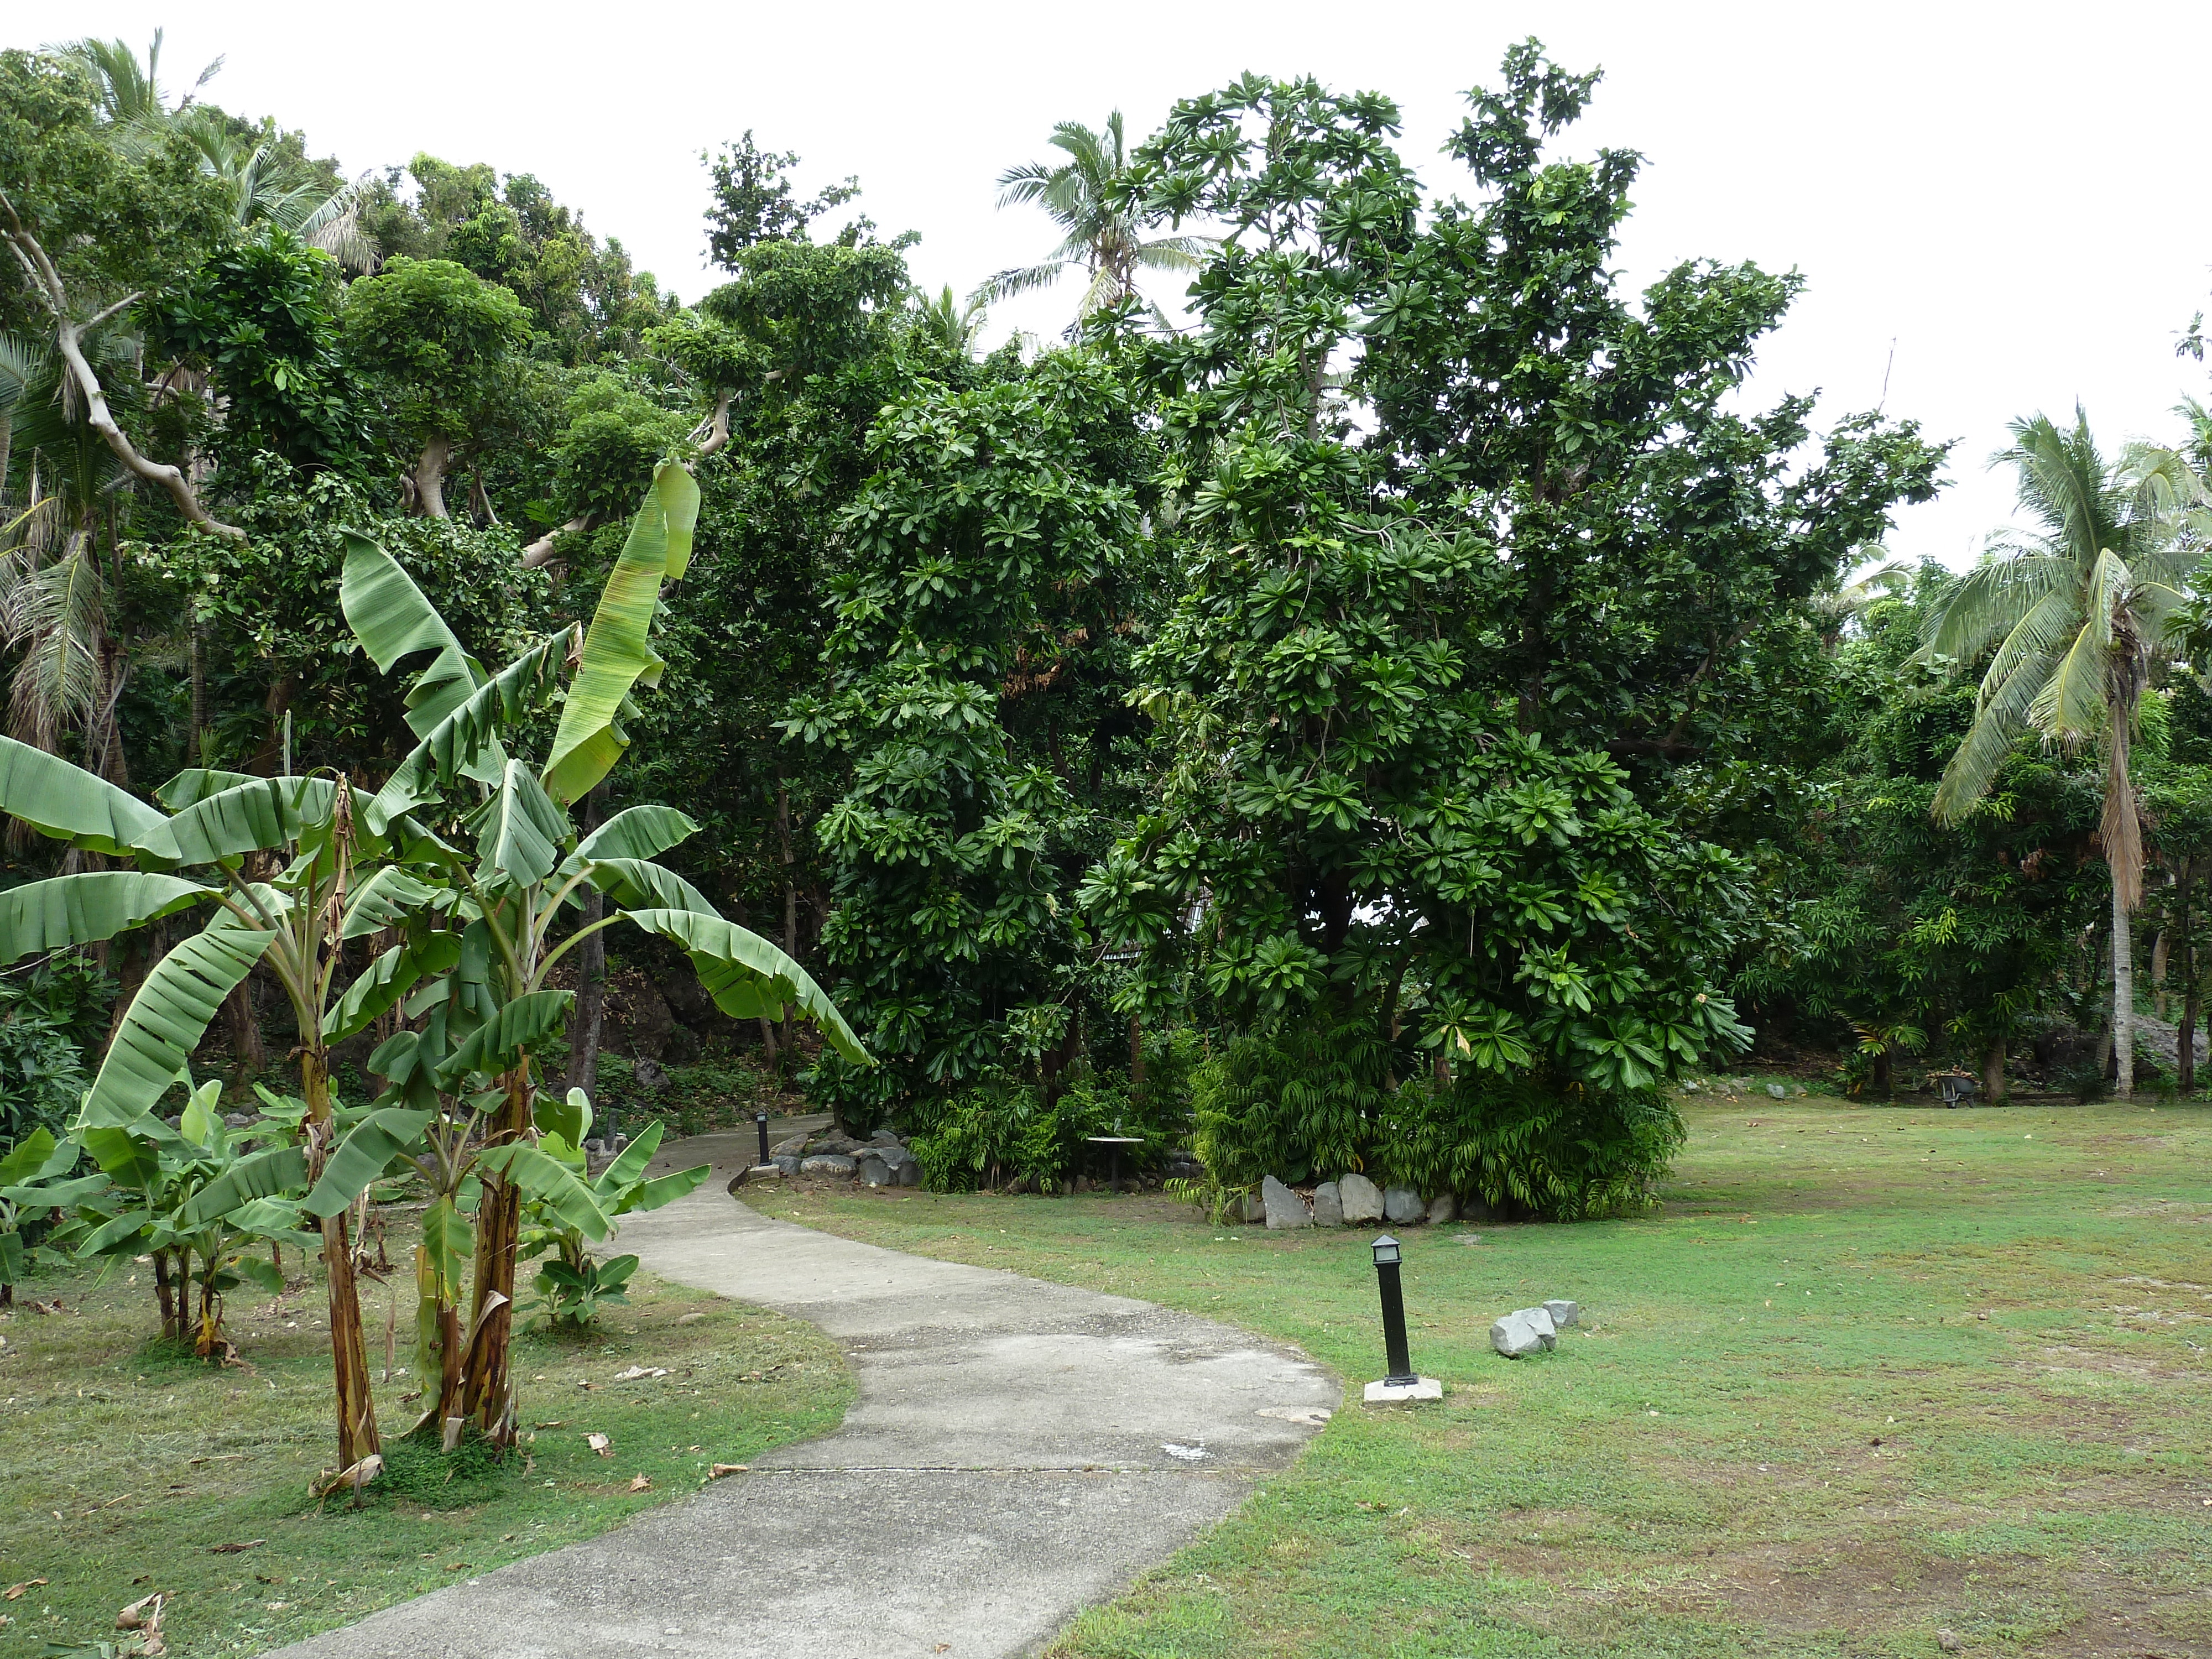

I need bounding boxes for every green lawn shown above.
[0,1207,851,1656]
[768,1093,2212,1658]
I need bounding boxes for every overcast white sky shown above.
[19,1,2212,568]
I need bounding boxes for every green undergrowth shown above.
[776,1094,2212,1658]
[0,1206,851,1655]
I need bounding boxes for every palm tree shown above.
[1921,409,2209,1096]
[915,285,989,357]
[52,29,223,128]
[973,112,1210,330]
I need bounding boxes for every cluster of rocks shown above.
[746,1128,921,1189]
[1257,1172,1462,1230]
[1490,1299,1580,1358]
[1679,1075,1808,1100]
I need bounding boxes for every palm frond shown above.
[971,261,1072,306]
[1932,642,2053,823]
[2027,599,2116,745]
[1918,551,2075,665]
[8,545,107,754]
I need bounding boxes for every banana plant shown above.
[60,1078,318,1354]
[0,1126,84,1307]
[302,458,867,1448]
[519,1102,708,1329]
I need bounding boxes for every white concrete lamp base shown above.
[1363,1376,1443,1404]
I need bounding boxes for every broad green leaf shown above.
[586,858,719,917]
[0,735,179,862]
[631,1164,710,1213]
[367,634,567,832]
[542,463,701,804]
[324,932,462,1041]
[471,761,568,890]
[179,1078,224,1151]
[301,1109,431,1217]
[575,806,698,865]
[0,872,211,966]
[81,922,277,1126]
[477,1142,612,1239]
[534,1086,592,1149]
[79,1125,160,1188]
[0,1232,21,1284]
[594,1253,640,1288]
[340,530,488,739]
[621,906,869,1063]
[419,1194,469,1296]
[179,1146,309,1227]
[153,768,260,810]
[595,1119,664,1195]
[432,989,573,1086]
[223,1195,316,1245]
[165,776,337,865]
[225,1254,286,1294]
[76,1205,154,1256]
[0,1172,109,1209]
[338,866,440,940]
[0,1126,62,1186]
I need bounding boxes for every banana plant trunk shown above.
[302,1048,381,1468]
[461,1064,531,1446]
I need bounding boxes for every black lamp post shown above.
[755,1109,771,1167]
[1371,1234,1416,1385]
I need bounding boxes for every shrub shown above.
[1190,1013,1392,1188]
[587,1055,770,1139]
[0,953,113,1149]
[1375,1071,1686,1220]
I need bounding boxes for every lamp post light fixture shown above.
[1363,1233,1442,1405]
[755,1109,771,1168]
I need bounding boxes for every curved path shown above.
[272,1174,1337,1659]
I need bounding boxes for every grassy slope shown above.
[768,1094,2212,1658]
[0,1207,851,1656]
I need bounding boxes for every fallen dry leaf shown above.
[708,1463,748,1480]
[117,1590,163,1630]
[612,1365,668,1381]
[4,1580,46,1600]
[531,1421,565,1430]
[627,1474,651,1492]
[586,1432,612,1457]
[209,1539,265,1554]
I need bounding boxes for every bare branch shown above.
[0,194,245,542]
[521,517,591,570]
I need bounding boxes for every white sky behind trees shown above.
[19,0,2212,571]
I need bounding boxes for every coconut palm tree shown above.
[53,29,222,129]
[973,112,1210,330]
[1921,409,2210,1095]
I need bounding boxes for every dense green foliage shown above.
[3,29,2210,1238]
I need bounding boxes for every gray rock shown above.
[770,1134,810,1158]
[1337,1172,1385,1224]
[1262,1175,1312,1229]
[1241,1192,1266,1224]
[1426,1192,1457,1226]
[874,1144,918,1174]
[727,1164,784,1193]
[856,1153,893,1187]
[223,1111,254,1128]
[807,1134,864,1156]
[772,1154,802,1177]
[1490,1306,1556,1358]
[896,1157,921,1187]
[1459,1198,1493,1224]
[1542,1299,1580,1329]
[1311,1181,1344,1227]
[1383,1186,1423,1225]
[1765,1082,1787,1099]
[869,1129,904,1147]
[799,1154,857,1178]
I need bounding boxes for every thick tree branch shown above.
[520,516,591,570]
[691,389,733,459]
[0,194,245,542]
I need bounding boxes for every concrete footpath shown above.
[269,1150,1338,1659]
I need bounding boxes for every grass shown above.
[0,1204,851,1656]
[765,1091,2212,1658]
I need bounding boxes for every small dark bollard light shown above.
[1363,1234,1442,1405]
[755,1109,772,1168]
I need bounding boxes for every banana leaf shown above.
[76,1205,154,1257]
[338,866,441,940]
[594,1120,662,1195]
[585,858,719,917]
[541,464,700,804]
[179,1145,309,1227]
[0,1172,109,1210]
[432,989,572,1087]
[632,1164,711,1213]
[166,776,338,865]
[0,735,179,862]
[340,530,490,741]
[80,921,278,1126]
[301,1108,431,1217]
[78,1125,163,1188]
[574,805,698,864]
[152,768,261,810]
[476,1142,612,1238]
[0,1127,74,1186]
[0,872,210,966]
[471,760,568,890]
[368,633,566,832]
[620,906,868,1063]
[324,932,462,1041]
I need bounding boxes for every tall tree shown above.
[1921,410,2208,1095]
[976,113,1208,328]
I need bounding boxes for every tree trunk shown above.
[153,1247,180,1343]
[1128,1015,1145,1093]
[461,1065,531,1447]
[564,786,608,1106]
[186,624,206,765]
[225,972,264,1078]
[1982,1034,2006,1106]
[776,771,798,1062]
[2152,928,2170,1019]
[2112,880,2135,1099]
[302,1048,380,1469]
[2182,863,2198,1093]
[413,434,452,520]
